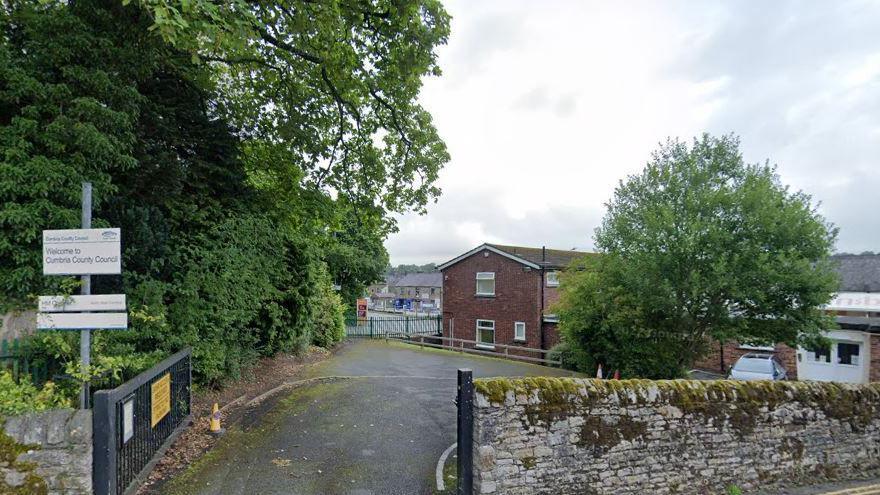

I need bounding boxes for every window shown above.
[514,322,526,341]
[476,272,495,296]
[476,320,495,349]
[809,344,831,363]
[546,271,559,287]
[838,342,860,366]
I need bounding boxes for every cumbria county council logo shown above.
[101,230,118,240]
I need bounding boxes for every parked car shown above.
[727,353,788,381]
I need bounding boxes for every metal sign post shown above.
[39,182,125,410]
[80,182,92,409]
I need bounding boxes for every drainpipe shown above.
[540,246,546,351]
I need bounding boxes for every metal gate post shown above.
[93,390,117,495]
[370,318,374,339]
[457,369,474,495]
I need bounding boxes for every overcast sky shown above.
[386,0,880,266]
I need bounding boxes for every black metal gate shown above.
[93,348,192,495]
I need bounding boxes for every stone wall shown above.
[0,310,36,341]
[471,377,880,495]
[1,409,92,494]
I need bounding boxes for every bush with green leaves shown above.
[556,135,838,378]
[0,0,448,389]
[0,371,70,417]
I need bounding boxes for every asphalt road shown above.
[163,340,575,495]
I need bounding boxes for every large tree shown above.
[555,134,839,378]
[132,0,450,220]
[0,0,450,385]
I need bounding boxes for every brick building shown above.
[437,243,590,352]
[695,253,880,383]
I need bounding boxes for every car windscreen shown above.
[735,358,772,373]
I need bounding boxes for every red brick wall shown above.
[871,335,880,383]
[693,341,798,379]
[543,322,561,349]
[543,284,561,311]
[441,249,545,350]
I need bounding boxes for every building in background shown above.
[391,272,442,313]
[695,253,880,383]
[438,243,591,352]
[366,272,442,314]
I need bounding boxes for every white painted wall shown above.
[797,330,871,384]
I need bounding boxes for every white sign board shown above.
[42,228,121,275]
[122,398,135,443]
[825,292,880,312]
[38,294,126,313]
[37,312,128,330]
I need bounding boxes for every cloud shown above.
[513,86,578,117]
[387,189,600,265]
[390,0,880,265]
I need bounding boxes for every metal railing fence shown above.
[93,347,192,495]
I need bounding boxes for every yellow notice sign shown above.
[150,374,171,427]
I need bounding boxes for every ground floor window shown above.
[514,321,526,341]
[837,342,860,366]
[808,344,831,363]
[476,319,495,349]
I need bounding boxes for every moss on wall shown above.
[0,430,47,495]
[474,377,880,438]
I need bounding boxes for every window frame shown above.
[475,272,496,296]
[809,344,832,364]
[546,271,560,287]
[475,319,496,349]
[837,341,861,367]
[514,321,526,342]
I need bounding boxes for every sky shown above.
[386,0,880,266]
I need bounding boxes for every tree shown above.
[1,0,388,386]
[555,134,839,378]
[131,0,451,220]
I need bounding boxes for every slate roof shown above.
[487,244,593,269]
[832,254,880,292]
[395,272,443,288]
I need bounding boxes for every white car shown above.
[727,353,788,381]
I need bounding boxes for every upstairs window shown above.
[514,322,526,341]
[546,271,559,287]
[476,272,495,296]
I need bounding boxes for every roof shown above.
[487,244,592,269]
[385,274,405,286]
[394,272,442,288]
[836,316,880,333]
[437,243,592,271]
[832,254,880,292]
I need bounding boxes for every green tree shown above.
[556,134,839,378]
[132,0,451,221]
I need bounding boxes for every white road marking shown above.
[436,442,457,491]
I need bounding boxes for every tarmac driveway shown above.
[162,340,575,495]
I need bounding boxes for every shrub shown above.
[311,266,346,348]
[0,371,71,417]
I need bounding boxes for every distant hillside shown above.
[387,263,437,277]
